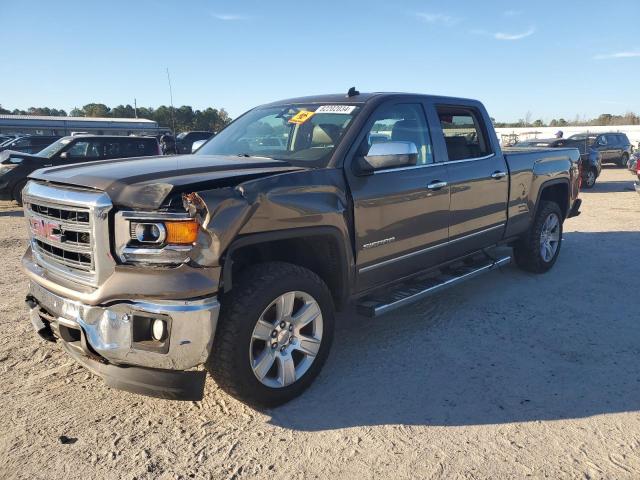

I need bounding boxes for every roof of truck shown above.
[262,92,477,107]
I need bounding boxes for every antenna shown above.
[166,68,177,137]
[347,86,360,97]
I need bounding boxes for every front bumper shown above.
[26,280,220,400]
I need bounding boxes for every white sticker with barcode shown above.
[315,105,356,114]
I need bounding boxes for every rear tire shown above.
[620,153,629,168]
[513,201,563,273]
[207,261,335,407]
[582,168,597,189]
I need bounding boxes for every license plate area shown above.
[29,281,79,320]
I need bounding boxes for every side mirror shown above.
[357,141,418,174]
[59,152,68,159]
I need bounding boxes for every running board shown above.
[356,255,511,317]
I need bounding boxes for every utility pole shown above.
[134,98,138,118]
[166,68,177,136]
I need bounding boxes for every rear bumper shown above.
[26,281,220,400]
[568,198,582,218]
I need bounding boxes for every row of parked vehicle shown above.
[514,132,634,189]
[0,131,215,204]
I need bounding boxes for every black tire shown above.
[207,261,335,407]
[619,153,629,168]
[582,168,597,189]
[513,201,563,273]
[12,180,28,206]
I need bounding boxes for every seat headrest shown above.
[312,124,340,145]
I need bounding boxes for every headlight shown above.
[0,164,17,175]
[115,212,200,265]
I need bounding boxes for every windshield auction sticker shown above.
[315,105,356,114]
[288,111,316,124]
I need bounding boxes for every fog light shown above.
[151,319,166,341]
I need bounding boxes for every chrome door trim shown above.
[371,153,497,174]
[359,223,505,274]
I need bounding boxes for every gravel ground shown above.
[0,167,638,480]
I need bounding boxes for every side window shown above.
[66,140,102,159]
[103,140,122,157]
[15,138,32,147]
[598,135,607,146]
[365,103,433,165]
[436,106,491,161]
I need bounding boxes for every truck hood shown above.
[28,154,304,209]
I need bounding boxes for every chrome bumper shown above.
[27,280,220,371]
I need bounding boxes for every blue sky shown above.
[1,0,639,122]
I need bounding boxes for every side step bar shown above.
[356,255,511,317]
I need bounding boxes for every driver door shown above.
[346,101,450,292]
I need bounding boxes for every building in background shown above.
[0,115,168,137]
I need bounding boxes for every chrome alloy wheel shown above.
[539,212,560,262]
[249,291,323,388]
[585,169,596,187]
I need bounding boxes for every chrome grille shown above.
[23,182,114,288]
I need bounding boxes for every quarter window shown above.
[364,103,433,165]
[437,106,491,161]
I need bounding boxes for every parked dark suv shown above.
[568,132,632,168]
[0,135,61,154]
[516,137,602,188]
[176,131,213,154]
[0,135,160,204]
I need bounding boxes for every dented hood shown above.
[28,154,303,209]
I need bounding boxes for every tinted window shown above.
[365,103,432,165]
[102,138,157,158]
[437,106,491,161]
[605,134,618,145]
[66,140,102,159]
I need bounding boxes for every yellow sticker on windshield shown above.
[288,110,315,124]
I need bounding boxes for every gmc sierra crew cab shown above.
[22,92,581,406]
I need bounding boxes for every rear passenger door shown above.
[430,103,509,259]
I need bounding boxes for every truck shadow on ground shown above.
[268,231,640,431]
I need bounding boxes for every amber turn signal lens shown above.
[164,220,199,245]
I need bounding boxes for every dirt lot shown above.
[0,167,638,479]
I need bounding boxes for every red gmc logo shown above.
[29,218,62,242]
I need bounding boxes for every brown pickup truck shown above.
[22,91,581,406]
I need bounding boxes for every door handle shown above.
[427,180,448,190]
[491,171,507,179]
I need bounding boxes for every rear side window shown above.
[436,106,491,161]
[121,139,158,156]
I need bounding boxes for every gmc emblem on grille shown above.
[29,218,64,242]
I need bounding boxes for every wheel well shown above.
[224,234,348,309]
[539,182,568,218]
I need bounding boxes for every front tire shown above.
[207,262,335,407]
[513,201,563,273]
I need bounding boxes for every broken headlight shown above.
[114,211,200,265]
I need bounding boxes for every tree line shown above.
[493,111,640,128]
[0,103,232,134]
[2,102,640,131]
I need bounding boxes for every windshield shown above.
[37,138,73,158]
[569,134,597,145]
[196,103,361,166]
